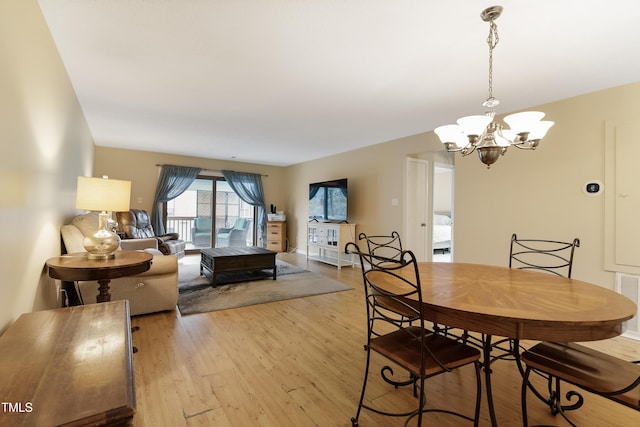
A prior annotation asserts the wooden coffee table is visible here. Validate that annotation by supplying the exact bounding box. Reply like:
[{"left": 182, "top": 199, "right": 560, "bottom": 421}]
[{"left": 200, "top": 246, "right": 277, "bottom": 286}]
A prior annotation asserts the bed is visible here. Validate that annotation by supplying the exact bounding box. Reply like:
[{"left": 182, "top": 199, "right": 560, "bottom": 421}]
[{"left": 433, "top": 213, "right": 452, "bottom": 253}]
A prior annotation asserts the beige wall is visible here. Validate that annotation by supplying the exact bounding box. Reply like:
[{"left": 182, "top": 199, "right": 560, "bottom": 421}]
[
  {"left": 284, "top": 82, "right": 640, "bottom": 291},
  {"left": 284, "top": 134, "right": 446, "bottom": 252},
  {"left": 94, "top": 147, "right": 289, "bottom": 221},
  {"left": 0, "top": 0, "right": 94, "bottom": 331},
  {"left": 454, "top": 82, "right": 640, "bottom": 290},
  {"left": 95, "top": 136, "right": 442, "bottom": 255}
]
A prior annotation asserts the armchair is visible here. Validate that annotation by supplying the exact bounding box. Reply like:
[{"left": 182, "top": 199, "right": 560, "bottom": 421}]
[
  {"left": 116, "top": 209, "right": 186, "bottom": 259},
  {"left": 60, "top": 212, "right": 178, "bottom": 316},
  {"left": 216, "top": 218, "right": 252, "bottom": 247},
  {"left": 191, "top": 217, "right": 212, "bottom": 247}
]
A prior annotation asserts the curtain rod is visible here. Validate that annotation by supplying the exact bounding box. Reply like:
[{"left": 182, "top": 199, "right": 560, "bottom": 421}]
[{"left": 155, "top": 164, "right": 268, "bottom": 177}]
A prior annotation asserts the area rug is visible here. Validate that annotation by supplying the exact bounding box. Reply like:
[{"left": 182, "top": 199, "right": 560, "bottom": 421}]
[{"left": 177, "top": 258, "right": 352, "bottom": 315}]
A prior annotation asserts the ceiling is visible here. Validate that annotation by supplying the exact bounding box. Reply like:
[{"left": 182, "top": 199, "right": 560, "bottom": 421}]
[{"left": 37, "top": 1, "right": 640, "bottom": 167}]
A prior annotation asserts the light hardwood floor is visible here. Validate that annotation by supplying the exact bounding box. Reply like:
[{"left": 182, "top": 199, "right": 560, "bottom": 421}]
[{"left": 130, "top": 253, "right": 640, "bottom": 426}]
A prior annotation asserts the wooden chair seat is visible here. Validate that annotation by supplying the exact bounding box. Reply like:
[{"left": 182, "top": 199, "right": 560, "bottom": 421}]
[
  {"left": 522, "top": 341, "right": 640, "bottom": 410},
  {"left": 371, "top": 326, "right": 481, "bottom": 377}
]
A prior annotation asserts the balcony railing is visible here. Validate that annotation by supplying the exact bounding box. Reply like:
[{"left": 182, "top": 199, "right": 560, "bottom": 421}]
[
  {"left": 167, "top": 215, "right": 255, "bottom": 249},
  {"left": 166, "top": 216, "right": 195, "bottom": 243}
]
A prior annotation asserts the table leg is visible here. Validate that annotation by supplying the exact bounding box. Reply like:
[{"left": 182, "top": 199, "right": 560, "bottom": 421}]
[
  {"left": 97, "top": 279, "right": 112, "bottom": 303},
  {"left": 483, "top": 334, "right": 499, "bottom": 427}
]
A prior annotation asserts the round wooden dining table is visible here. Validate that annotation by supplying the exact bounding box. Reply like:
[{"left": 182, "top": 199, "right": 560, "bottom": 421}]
[
  {"left": 415, "top": 262, "right": 636, "bottom": 342},
  {"left": 400, "top": 262, "right": 637, "bottom": 426}
]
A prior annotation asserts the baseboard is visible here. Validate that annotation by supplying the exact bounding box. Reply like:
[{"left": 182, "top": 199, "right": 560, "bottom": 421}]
[{"left": 622, "top": 330, "right": 640, "bottom": 341}]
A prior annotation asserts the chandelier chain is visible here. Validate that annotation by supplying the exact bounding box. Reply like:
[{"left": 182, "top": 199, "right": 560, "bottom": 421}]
[
  {"left": 486, "top": 19, "right": 499, "bottom": 102},
  {"left": 434, "top": 6, "right": 554, "bottom": 168}
]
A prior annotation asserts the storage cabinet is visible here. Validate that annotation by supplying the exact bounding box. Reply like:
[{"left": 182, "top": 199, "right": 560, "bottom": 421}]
[
  {"left": 306, "top": 222, "right": 356, "bottom": 269},
  {"left": 266, "top": 221, "right": 287, "bottom": 252}
]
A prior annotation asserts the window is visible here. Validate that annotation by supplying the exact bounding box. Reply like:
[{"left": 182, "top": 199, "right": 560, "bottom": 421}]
[{"left": 166, "top": 177, "right": 255, "bottom": 251}]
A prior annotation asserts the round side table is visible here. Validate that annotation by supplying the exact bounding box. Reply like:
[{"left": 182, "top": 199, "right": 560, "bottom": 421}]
[{"left": 46, "top": 250, "right": 153, "bottom": 303}]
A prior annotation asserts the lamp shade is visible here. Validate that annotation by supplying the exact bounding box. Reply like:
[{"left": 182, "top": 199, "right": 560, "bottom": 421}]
[
  {"left": 434, "top": 124, "right": 466, "bottom": 148},
  {"left": 76, "top": 176, "right": 131, "bottom": 212},
  {"left": 457, "top": 115, "right": 493, "bottom": 136},
  {"left": 503, "top": 111, "right": 545, "bottom": 135},
  {"left": 528, "top": 120, "right": 555, "bottom": 140}
]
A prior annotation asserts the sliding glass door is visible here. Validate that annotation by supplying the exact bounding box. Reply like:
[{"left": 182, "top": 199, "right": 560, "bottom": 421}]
[{"left": 165, "top": 176, "right": 255, "bottom": 251}]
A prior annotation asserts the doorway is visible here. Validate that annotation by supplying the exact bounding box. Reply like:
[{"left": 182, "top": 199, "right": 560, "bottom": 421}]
[{"left": 432, "top": 164, "right": 454, "bottom": 262}]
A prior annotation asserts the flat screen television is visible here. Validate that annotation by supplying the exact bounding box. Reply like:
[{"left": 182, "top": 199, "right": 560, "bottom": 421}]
[{"left": 309, "top": 178, "right": 348, "bottom": 222}]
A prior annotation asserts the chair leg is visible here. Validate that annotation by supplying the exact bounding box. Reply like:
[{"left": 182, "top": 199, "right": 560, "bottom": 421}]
[
  {"left": 473, "top": 361, "right": 482, "bottom": 427},
  {"left": 522, "top": 366, "right": 583, "bottom": 427},
  {"left": 521, "top": 365, "right": 532, "bottom": 427},
  {"left": 417, "top": 375, "right": 426, "bottom": 426},
  {"left": 351, "top": 346, "right": 372, "bottom": 426}
]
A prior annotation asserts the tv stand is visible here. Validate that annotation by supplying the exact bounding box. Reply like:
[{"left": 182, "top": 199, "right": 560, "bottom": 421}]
[{"left": 307, "top": 222, "right": 356, "bottom": 269}]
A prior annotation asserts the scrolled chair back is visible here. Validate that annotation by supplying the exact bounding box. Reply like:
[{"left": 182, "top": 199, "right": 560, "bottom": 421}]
[
  {"left": 509, "top": 233, "right": 580, "bottom": 278},
  {"left": 346, "top": 242, "right": 423, "bottom": 328},
  {"left": 356, "top": 231, "right": 403, "bottom": 269}
]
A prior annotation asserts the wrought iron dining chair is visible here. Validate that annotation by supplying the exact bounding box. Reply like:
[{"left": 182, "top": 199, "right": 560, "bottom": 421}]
[
  {"left": 346, "top": 242, "right": 482, "bottom": 427},
  {"left": 356, "top": 232, "right": 422, "bottom": 335},
  {"left": 521, "top": 341, "right": 640, "bottom": 426},
  {"left": 459, "top": 234, "right": 582, "bottom": 375},
  {"left": 487, "top": 234, "right": 581, "bottom": 361},
  {"left": 509, "top": 233, "right": 580, "bottom": 278},
  {"left": 491, "top": 233, "right": 583, "bottom": 414},
  {"left": 358, "top": 231, "right": 451, "bottom": 335},
  {"left": 358, "top": 231, "right": 403, "bottom": 268}
]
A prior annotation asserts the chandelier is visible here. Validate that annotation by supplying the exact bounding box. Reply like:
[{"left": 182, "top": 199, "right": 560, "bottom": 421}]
[{"left": 434, "top": 6, "right": 554, "bottom": 168}]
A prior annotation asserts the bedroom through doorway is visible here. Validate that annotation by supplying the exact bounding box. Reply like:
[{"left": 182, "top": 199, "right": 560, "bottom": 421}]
[{"left": 433, "top": 164, "right": 454, "bottom": 262}]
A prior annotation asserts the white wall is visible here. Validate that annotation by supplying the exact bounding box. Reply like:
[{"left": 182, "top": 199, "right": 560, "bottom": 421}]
[{"left": 0, "top": 0, "right": 94, "bottom": 331}]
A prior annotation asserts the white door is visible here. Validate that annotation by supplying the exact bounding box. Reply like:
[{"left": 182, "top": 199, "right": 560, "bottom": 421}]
[{"left": 405, "top": 158, "right": 430, "bottom": 261}]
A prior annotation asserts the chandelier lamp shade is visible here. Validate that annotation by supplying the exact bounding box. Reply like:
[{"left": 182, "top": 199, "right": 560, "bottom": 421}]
[
  {"left": 434, "top": 6, "right": 554, "bottom": 168},
  {"left": 75, "top": 175, "right": 131, "bottom": 259}
]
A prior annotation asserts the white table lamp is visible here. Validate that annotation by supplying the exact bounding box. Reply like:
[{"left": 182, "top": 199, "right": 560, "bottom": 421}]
[{"left": 76, "top": 176, "right": 131, "bottom": 259}]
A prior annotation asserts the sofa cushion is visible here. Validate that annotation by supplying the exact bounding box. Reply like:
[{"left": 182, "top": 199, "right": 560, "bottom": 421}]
[
  {"left": 117, "top": 209, "right": 156, "bottom": 239},
  {"left": 61, "top": 224, "right": 87, "bottom": 254},
  {"left": 162, "top": 239, "right": 186, "bottom": 254},
  {"left": 77, "top": 255, "right": 178, "bottom": 316},
  {"left": 71, "top": 212, "right": 100, "bottom": 237}
]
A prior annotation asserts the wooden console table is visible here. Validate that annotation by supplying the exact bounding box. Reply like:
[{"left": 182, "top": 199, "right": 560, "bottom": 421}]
[
  {"left": 46, "top": 250, "right": 153, "bottom": 303},
  {"left": 0, "top": 301, "right": 135, "bottom": 426}
]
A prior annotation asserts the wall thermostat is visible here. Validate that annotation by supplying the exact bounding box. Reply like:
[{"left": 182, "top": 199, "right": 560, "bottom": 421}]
[{"left": 584, "top": 180, "right": 603, "bottom": 196}]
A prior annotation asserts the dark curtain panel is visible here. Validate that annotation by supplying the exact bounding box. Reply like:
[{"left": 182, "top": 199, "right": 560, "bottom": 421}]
[
  {"left": 151, "top": 165, "right": 202, "bottom": 234},
  {"left": 222, "top": 170, "right": 267, "bottom": 247},
  {"left": 309, "top": 183, "right": 320, "bottom": 200}
]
